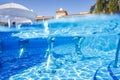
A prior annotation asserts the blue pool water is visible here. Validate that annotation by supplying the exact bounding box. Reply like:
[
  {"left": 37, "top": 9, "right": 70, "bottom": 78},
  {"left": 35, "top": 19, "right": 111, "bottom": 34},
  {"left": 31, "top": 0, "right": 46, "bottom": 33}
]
[{"left": 0, "top": 15, "right": 120, "bottom": 80}]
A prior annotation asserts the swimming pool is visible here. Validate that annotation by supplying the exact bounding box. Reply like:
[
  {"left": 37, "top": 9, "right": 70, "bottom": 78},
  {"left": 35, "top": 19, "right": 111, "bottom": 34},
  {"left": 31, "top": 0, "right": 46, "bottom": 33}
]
[{"left": 0, "top": 15, "right": 120, "bottom": 80}]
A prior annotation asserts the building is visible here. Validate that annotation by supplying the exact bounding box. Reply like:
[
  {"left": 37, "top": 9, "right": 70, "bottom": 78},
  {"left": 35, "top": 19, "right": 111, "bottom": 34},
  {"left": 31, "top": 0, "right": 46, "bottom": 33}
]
[
  {"left": 36, "top": 16, "right": 54, "bottom": 21},
  {"left": 56, "top": 8, "right": 68, "bottom": 18},
  {"left": 56, "top": 8, "right": 90, "bottom": 18},
  {"left": 65, "top": 12, "right": 90, "bottom": 17},
  {"left": 80, "top": 12, "right": 90, "bottom": 15},
  {"left": 0, "top": 3, "right": 37, "bottom": 27}
]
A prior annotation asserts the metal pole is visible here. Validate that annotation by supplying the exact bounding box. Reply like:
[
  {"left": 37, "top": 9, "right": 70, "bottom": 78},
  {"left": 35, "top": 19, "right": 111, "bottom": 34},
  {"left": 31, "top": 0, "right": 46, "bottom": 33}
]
[
  {"left": 73, "top": 36, "right": 85, "bottom": 60},
  {"left": 114, "top": 34, "right": 120, "bottom": 68},
  {"left": 45, "top": 37, "right": 55, "bottom": 58},
  {"left": 47, "top": 37, "right": 55, "bottom": 57}
]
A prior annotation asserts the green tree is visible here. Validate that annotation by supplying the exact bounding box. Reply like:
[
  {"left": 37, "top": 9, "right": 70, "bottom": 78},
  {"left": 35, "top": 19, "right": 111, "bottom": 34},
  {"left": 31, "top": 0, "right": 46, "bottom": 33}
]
[
  {"left": 89, "top": 4, "right": 96, "bottom": 13},
  {"left": 104, "top": 1, "right": 109, "bottom": 13},
  {"left": 118, "top": 0, "right": 120, "bottom": 11},
  {"left": 105, "top": 4, "right": 110, "bottom": 14},
  {"left": 107, "top": 0, "right": 119, "bottom": 14},
  {"left": 89, "top": 0, "right": 120, "bottom": 14},
  {"left": 95, "top": 0, "right": 106, "bottom": 13}
]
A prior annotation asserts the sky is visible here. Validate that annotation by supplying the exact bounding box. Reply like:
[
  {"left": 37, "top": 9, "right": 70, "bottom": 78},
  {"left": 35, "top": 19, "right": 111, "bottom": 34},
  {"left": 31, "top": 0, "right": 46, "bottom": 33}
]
[{"left": 0, "top": 0, "right": 96, "bottom": 16}]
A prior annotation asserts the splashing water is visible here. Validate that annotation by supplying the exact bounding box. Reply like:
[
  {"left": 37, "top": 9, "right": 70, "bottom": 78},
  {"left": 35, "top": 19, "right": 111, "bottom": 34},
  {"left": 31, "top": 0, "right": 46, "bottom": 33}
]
[
  {"left": 46, "top": 54, "right": 51, "bottom": 70},
  {"left": 44, "top": 21, "right": 49, "bottom": 35},
  {"left": 8, "top": 18, "right": 11, "bottom": 28},
  {"left": 19, "top": 48, "right": 24, "bottom": 58}
]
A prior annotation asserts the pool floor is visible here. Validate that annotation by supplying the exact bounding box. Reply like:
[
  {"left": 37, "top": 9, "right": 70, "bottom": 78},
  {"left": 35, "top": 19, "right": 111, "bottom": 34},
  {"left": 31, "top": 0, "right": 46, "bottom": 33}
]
[
  {"left": 0, "top": 37, "right": 119, "bottom": 80},
  {"left": 9, "top": 45, "right": 120, "bottom": 80}
]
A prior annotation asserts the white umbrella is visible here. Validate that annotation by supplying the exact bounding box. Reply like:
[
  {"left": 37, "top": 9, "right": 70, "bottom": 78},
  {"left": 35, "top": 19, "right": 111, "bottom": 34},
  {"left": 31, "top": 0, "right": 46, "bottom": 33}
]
[{"left": 0, "top": 3, "right": 37, "bottom": 27}]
